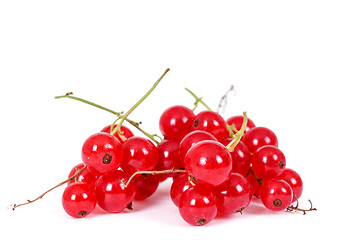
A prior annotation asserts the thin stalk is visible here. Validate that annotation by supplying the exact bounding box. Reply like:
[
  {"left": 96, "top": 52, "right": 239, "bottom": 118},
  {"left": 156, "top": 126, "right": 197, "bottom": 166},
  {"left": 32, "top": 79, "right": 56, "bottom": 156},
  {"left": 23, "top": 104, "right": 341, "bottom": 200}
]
[
  {"left": 11, "top": 166, "right": 86, "bottom": 210},
  {"left": 55, "top": 93, "right": 161, "bottom": 144},
  {"left": 185, "top": 88, "right": 213, "bottom": 111},
  {"left": 217, "top": 85, "right": 235, "bottom": 114},
  {"left": 126, "top": 118, "right": 161, "bottom": 144},
  {"left": 226, "top": 112, "right": 247, "bottom": 152},
  {"left": 125, "top": 169, "right": 186, "bottom": 188},
  {"left": 55, "top": 94, "right": 121, "bottom": 116},
  {"left": 286, "top": 197, "right": 317, "bottom": 215},
  {"left": 110, "top": 68, "right": 170, "bottom": 136}
]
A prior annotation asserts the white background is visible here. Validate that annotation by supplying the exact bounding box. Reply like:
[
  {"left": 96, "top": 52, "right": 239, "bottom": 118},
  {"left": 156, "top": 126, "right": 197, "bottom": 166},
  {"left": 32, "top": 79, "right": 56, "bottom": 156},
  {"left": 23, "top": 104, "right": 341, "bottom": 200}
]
[{"left": 0, "top": 0, "right": 359, "bottom": 239}]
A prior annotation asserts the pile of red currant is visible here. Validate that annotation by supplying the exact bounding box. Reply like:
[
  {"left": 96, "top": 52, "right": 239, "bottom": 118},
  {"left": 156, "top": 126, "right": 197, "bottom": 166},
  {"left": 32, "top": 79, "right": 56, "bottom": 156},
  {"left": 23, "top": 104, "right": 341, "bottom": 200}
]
[{"left": 13, "top": 69, "right": 315, "bottom": 226}]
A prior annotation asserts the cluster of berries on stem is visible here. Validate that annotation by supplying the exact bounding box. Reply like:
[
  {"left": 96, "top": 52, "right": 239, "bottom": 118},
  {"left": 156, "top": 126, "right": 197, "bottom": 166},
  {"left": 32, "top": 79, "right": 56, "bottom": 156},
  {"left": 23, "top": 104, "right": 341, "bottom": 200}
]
[{"left": 11, "top": 69, "right": 316, "bottom": 226}]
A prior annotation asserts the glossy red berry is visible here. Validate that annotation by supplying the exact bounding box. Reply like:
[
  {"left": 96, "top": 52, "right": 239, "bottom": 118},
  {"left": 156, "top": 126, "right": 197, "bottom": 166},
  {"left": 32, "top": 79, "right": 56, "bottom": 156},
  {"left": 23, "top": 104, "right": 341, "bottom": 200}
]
[
  {"left": 170, "top": 173, "right": 193, "bottom": 207},
  {"left": 179, "top": 186, "right": 217, "bottom": 226},
  {"left": 159, "top": 105, "right": 195, "bottom": 141},
  {"left": 81, "top": 132, "right": 123, "bottom": 174},
  {"left": 179, "top": 130, "right": 217, "bottom": 164},
  {"left": 222, "top": 138, "right": 251, "bottom": 176},
  {"left": 241, "top": 126, "right": 278, "bottom": 153},
  {"left": 215, "top": 173, "right": 252, "bottom": 214},
  {"left": 62, "top": 182, "right": 97, "bottom": 218},
  {"left": 95, "top": 169, "right": 136, "bottom": 213},
  {"left": 68, "top": 163, "right": 100, "bottom": 187},
  {"left": 276, "top": 168, "right": 303, "bottom": 203},
  {"left": 260, "top": 179, "right": 293, "bottom": 211},
  {"left": 191, "top": 110, "right": 228, "bottom": 141},
  {"left": 133, "top": 174, "right": 159, "bottom": 200},
  {"left": 184, "top": 140, "right": 232, "bottom": 186},
  {"left": 226, "top": 115, "right": 256, "bottom": 134},
  {"left": 121, "top": 136, "right": 159, "bottom": 171},
  {"left": 155, "top": 139, "right": 183, "bottom": 181},
  {"left": 101, "top": 124, "right": 134, "bottom": 144},
  {"left": 251, "top": 145, "right": 286, "bottom": 180}
]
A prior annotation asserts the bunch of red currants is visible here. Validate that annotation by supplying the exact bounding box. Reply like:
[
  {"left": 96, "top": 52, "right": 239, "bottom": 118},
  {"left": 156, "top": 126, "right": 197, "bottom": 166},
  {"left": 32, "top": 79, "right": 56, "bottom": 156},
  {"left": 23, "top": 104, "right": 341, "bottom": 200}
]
[{"left": 62, "top": 102, "right": 307, "bottom": 226}]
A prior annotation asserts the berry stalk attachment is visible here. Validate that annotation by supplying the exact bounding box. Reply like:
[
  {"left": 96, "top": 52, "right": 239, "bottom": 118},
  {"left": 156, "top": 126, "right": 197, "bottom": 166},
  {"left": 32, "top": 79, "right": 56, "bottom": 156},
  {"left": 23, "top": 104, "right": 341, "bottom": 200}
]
[
  {"left": 226, "top": 112, "right": 247, "bottom": 152},
  {"left": 185, "top": 88, "right": 212, "bottom": 111}
]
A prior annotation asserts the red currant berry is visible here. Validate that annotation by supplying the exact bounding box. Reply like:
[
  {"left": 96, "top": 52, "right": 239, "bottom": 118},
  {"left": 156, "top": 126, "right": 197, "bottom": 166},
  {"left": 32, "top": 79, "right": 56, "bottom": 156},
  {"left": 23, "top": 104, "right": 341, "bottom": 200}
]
[
  {"left": 260, "top": 179, "right": 293, "bottom": 211},
  {"left": 179, "top": 185, "right": 217, "bottom": 226},
  {"left": 226, "top": 115, "right": 256, "bottom": 134},
  {"left": 101, "top": 124, "right": 134, "bottom": 144},
  {"left": 68, "top": 163, "right": 100, "bottom": 187},
  {"left": 81, "top": 132, "right": 123, "bottom": 174},
  {"left": 215, "top": 173, "right": 252, "bottom": 214},
  {"left": 184, "top": 140, "right": 232, "bottom": 186},
  {"left": 191, "top": 110, "right": 228, "bottom": 141},
  {"left": 121, "top": 136, "right": 159, "bottom": 171},
  {"left": 241, "top": 126, "right": 278, "bottom": 153},
  {"left": 251, "top": 145, "right": 286, "bottom": 180},
  {"left": 179, "top": 130, "right": 217, "bottom": 164},
  {"left": 170, "top": 173, "right": 193, "bottom": 207},
  {"left": 62, "top": 182, "right": 97, "bottom": 218},
  {"left": 155, "top": 139, "right": 183, "bottom": 181},
  {"left": 133, "top": 174, "right": 159, "bottom": 200},
  {"left": 222, "top": 138, "right": 251, "bottom": 176},
  {"left": 95, "top": 169, "right": 136, "bottom": 213},
  {"left": 159, "top": 105, "right": 195, "bottom": 141},
  {"left": 276, "top": 168, "right": 303, "bottom": 203}
]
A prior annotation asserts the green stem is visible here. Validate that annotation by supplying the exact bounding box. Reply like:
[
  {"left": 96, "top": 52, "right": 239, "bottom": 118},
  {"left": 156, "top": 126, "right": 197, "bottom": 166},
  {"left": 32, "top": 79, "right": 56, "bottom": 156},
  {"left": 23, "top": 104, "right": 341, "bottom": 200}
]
[
  {"left": 55, "top": 94, "right": 121, "bottom": 116},
  {"left": 125, "top": 118, "right": 161, "bottom": 144},
  {"left": 111, "top": 68, "right": 170, "bottom": 136},
  {"left": 185, "top": 88, "right": 213, "bottom": 111},
  {"left": 54, "top": 91, "right": 164, "bottom": 144},
  {"left": 226, "top": 112, "right": 247, "bottom": 152}
]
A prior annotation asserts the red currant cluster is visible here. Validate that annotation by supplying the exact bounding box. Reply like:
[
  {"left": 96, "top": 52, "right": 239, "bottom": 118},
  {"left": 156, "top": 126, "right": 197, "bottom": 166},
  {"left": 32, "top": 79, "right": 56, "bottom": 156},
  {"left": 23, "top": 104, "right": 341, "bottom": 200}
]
[
  {"left": 12, "top": 69, "right": 315, "bottom": 225},
  {"left": 161, "top": 108, "right": 306, "bottom": 225},
  {"left": 62, "top": 109, "right": 308, "bottom": 225}
]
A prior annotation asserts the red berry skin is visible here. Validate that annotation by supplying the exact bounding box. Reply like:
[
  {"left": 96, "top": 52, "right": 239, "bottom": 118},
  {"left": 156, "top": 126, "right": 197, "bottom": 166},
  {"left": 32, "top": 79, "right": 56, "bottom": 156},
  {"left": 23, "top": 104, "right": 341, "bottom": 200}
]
[
  {"left": 95, "top": 169, "right": 136, "bottom": 213},
  {"left": 81, "top": 132, "right": 123, "bottom": 174},
  {"left": 260, "top": 179, "right": 293, "bottom": 211},
  {"left": 62, "top": 182, "right": 97, "bottom": 218},
  {"left": 215, "top": 173, "right": 252, "bottom": 214},
  {"left": 101, "top": 124, "right": 134, "bottom": 144},
  {"left": 159, "top": 105, "right": 195, "bottom": 141},
  {"left": 191, "top": 110, "right": 228, "bottom": 142},
  {"left": 68, "top": 163, "right": 100, "bottom": 187},
  {"left": 170, "top": 173, "right": 193, "bottom": 207},
  {"left": 226, "top": 115, "right": 256, "bottom": 134},
  {"left": 121, "top": 136, "right": 159, "bottom": 171},
  {"left": 276, "top": 168, "right": 303, "bottom": 203},
  {"left": 184, "top": 140, "right": 232, "bottom": 186},
  {"left": 155, "top": 139, "right": 183, "bottom": 181},
  {"left": 179, "top": 186, "right": 217, "bottom": 226},
  {"left": 133, "top": 174, "right": 159, "bottom": 200},
  {"left": 222, "top": 138, "right": 251, "bottom": 176},
  {"left": 241, "top": 127, "right": 278, "bottom": 153},
  {"left": 251, "top": 145, "right": 286, "bottom": 180},
  {"left": 179, "top": 130, "right": 217, "bottom": 164}
]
